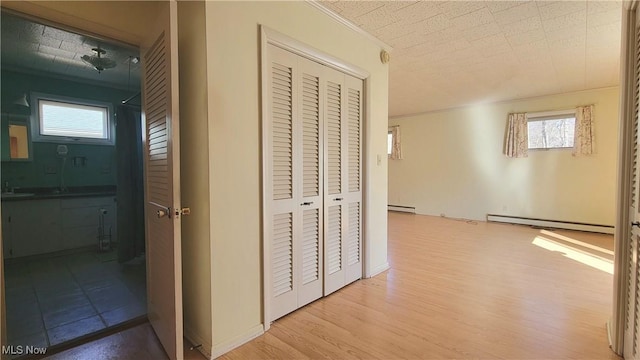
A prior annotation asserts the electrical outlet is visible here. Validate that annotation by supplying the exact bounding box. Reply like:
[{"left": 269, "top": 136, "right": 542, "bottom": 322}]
[{"left": 45, "top": 165, "right": 57, "bottom": 174}]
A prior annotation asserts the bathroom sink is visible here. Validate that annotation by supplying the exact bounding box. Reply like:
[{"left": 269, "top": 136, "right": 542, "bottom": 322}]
[{"left": 1, "top": 192, "right": 35, "bottom": 199}]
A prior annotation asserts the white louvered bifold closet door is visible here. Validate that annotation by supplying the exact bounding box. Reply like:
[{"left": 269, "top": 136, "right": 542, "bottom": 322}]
[
  {"left": 624, "top": 11, "right": 640, "bottom": 360},
  {"left": 269, "top": 45, "right": 298, "bottom": 321},
  {"left": 268, "top": 45, "right": 324, "bottom": 321},
  {"left": 297, "top": 58, "right": 325, "bottom": 308},
  {"left": 267, "top": 43, "right": 363, "bottom": 320},
  {"left": 324, "top": 70, "right": 363, "bottom": 296},
  {"left": 344, "top": 75, "right": 363, "bottom": 284}
]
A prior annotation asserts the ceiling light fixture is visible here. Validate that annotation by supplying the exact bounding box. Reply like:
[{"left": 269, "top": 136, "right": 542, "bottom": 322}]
[{"left": 81, "top": 47, "right": 116, "bottom": 73}]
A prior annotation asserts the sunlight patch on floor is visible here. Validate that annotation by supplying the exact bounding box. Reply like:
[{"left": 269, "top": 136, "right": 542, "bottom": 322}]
[
  {"left": 532, "top": 236, "right": 613, "bottom": 274},
  {"left": 540, "top": 229, "right": 614, "bottom": 256}
]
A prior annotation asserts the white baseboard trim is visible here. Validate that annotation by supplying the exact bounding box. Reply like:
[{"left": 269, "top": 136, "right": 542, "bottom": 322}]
[
  {"left": 185, "top": 326, "right": 212, "bottom": 359},
  {"left": 367, "top": 262, "right": 390, "bottom": 278},
  {"left": 388, "top": 205, "right": 415, "bottom": 214},
  {"left": 486, "top": 214, "right": 614, "bottom": 235},
  {"left": 211, "top": 324, "right": 264, "bottom": 359}
]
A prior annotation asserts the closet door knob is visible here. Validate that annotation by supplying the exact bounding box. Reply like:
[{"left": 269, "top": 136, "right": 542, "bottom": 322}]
[
  {"left": 333, "top": 197, "right": 343, "bottom": 201},
  {"left": 301, "top": 202, "right": 313, "bottom": 206}
]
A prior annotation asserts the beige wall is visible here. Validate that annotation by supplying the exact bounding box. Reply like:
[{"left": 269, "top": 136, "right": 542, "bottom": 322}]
[
  {"left": 204, "top": 0, "right": 389, "bottom": 351},
  {"left": 177, "top": 1, "right": 212, "bottom": 355},
  {"left": 389, "top": 87, "right": 619, "bottom": 225},
  {"left": 0, "top": 1, "right": 390, "bottom": 355}
]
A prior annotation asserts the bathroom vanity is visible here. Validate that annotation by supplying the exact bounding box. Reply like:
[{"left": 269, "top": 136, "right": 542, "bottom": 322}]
[{"left": 2, "top": 188, "right": 116, "bottom": 259}]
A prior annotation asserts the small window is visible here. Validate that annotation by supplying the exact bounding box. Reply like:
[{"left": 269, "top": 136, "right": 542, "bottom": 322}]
[
  {"left": 31, "top": 93, "right": 114, "bottom": 145},
  {"left": 527, "top": 111, "right": 576, "bottom": 150},
  {"left": 387, "top": 131, "right": 393, "bottom": 156}
]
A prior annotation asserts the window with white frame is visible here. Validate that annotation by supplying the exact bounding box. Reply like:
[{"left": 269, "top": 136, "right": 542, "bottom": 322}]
[
  {"left": 387, "top": 131, "right": 393, "bottom": 156},
  {"left": 527, "top": 110, "right": 576, "bottom": 150},
  {"left": 31, "top": 93, "right": 114, "bottom": 145}
]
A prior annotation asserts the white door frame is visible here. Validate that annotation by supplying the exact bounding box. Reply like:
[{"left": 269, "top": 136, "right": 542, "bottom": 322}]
[
  {"left": 0, "top": 5, "right": 180, "bottom": 357},
  {"left": 613, "top": 1, "right": 639, "bottom": 355},
  {"left": 260, "top": 26, "right": 370, "bottom": 330}
]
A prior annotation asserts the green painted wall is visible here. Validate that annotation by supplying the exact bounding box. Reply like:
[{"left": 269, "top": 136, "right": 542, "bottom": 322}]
[{"left": 1, "top": 70, "right": 132, "bottom": 189}]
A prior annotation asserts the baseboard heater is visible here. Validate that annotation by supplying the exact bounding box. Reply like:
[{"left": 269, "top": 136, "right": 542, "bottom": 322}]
[
  {"left": 388, "top": 205, "right": 416, "bottom": 214},
  {"left": 486, "top": 214, "right": 614, "bottom": 235}
]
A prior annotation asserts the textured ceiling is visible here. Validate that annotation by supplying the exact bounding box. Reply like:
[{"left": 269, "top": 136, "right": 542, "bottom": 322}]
[
  {"left": 1, "top": 11, "right": 140, "bottom": 91},
  {"left": 320, "top": 1, "right": 622, "bottom": 117}
]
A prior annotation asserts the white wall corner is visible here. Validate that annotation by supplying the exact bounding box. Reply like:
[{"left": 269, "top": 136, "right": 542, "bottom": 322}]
[
  {"left": 368, "top": 261, "right": 390, "bottom": 278},
  {"left": 210, "top": 324, "right": 264, "bottom": 359},
  {"left": 185, "top": 326, "right": 213, "bottom": 359},
  {"left": 304, "top": 0, "right": 393, "bottom": 52}
]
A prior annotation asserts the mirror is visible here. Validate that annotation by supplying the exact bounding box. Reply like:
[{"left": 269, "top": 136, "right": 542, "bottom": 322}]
[
  {"left": 8, "top": 123, "right": 29, "bottom": 160},
  {"left": 1, "top": 118, "right": 31, "bottom": 162}
]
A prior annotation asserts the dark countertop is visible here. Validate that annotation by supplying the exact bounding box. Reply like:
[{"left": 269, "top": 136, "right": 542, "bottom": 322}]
[{"left": 1, "top": 185, "right": 116, "bottom": 202}]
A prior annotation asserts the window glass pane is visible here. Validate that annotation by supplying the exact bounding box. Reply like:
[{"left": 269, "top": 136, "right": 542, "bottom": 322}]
[
  {"left": 40, "top": 100, "right": 108, "bottom": 139},
  {"left": 527, "top": 117, "right": 575, "bottom": 149},
  {"left": 387, "top": 132, "right": 393, "bottom": 155}
]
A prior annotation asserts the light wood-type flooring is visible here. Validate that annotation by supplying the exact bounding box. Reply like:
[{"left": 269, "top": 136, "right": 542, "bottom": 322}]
[
  {"left": 222, "top": 212, "right": 619, "bottom": 359},
  {"left": 46, "top": 212, "right": 620, "bottom": 359}
]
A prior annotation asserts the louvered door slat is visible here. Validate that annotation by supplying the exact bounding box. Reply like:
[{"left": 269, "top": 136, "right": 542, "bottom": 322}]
[
  {"left": 273, "top": 213, "right": 293, "bottom": 297},
  {"left": 145, "top": 34, "right": 169, "bottom": 207},
  {"left": 348, "top": 88, "right": 361, "bottom": 192},
  {"left": 327, "top": 81, "right": 342, "bottom": 195},
  {"left": 302, "top": 74, "right": 320, "bottom": 197},
  {"left": 272, "top": 63, "right": 294, "bottom": 201},
  {"left": 302, "top": 209, "right": 320, "bottom": 284},
  {"left": 327, "top": 205, "right": 342, "bottom": 275},
  {"left": 347, "top": 202, "right": 361, "bottom": 266}
]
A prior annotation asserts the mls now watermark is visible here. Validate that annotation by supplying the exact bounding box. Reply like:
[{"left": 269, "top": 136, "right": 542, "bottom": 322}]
[{"left": 2, "top": 345, "right": 48, "bottom": 356}]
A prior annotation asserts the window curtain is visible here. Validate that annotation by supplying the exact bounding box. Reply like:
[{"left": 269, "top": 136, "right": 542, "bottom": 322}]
[
  {"left": 504, "top": 113, "right": 528, "bottom": 158},
  {"left": 573, "top": 105, "right": 595, "bottom": 156},
  {"left": 389, "top": 125, "right": 402, "bottom": 160}
]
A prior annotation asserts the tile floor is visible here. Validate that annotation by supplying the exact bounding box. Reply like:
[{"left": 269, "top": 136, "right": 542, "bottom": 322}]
[{"left": 4, "top": 250, "right": 146, "bottom": 355}]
